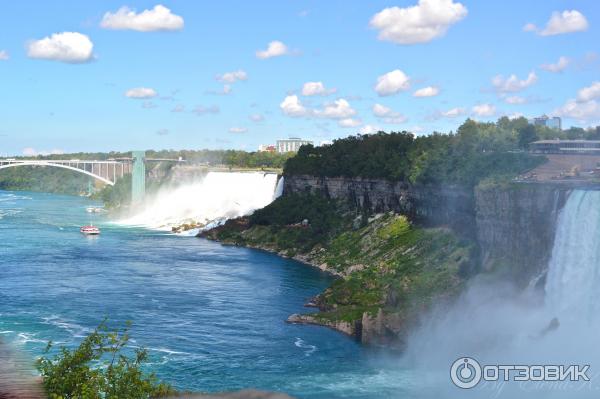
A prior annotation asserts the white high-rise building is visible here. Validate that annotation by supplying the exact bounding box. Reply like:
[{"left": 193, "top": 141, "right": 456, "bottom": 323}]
[{"left": 276, "top": 138, "right": 313, "bottom": 153}]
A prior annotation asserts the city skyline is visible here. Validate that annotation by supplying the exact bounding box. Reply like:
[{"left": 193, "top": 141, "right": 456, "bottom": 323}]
[{"left": 0, "top": 0, "right": 599, "bottom": 156}]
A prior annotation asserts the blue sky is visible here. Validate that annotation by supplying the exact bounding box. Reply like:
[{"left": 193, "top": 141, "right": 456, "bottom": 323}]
[{"left": 0, "top": 0, "right": 599, "bottom": 156}]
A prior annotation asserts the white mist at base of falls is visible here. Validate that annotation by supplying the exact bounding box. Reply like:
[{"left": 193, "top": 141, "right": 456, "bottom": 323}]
[
  {"left": 400, "top": 189, "right": 600, "bottom": 399},
  {"left": 119, "top": 171, "right": 279, "bottom": 232}
]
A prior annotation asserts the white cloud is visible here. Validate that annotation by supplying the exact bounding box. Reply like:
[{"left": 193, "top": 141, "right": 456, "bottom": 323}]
[
  {"left": 370, "top": 0, "right": 467, "bottom": 45},
  {"left": 338, "top": 118, "right": 362, "bottom": 128},
  {"left": 374, "top": 69, "right": 410, "bottom": 96},
  {"left": 359, "top": 125, "right": 380, "bottom": 134},
  {"left": 229, "top": 127, "right": 248, "bottom": 133},
  {"left": 100, "top": 4, "right": 184, "bottom": 32},
  {"left": 216, "top": 70, "right": 248, "bottom": 83},
  {"left": 315, "top": 99, "right": 356, "bottom": 119},
  {"left": 540, "top": 56, "right": 570, "bottom": 73},
  {"left": 442, "top": 107, "right": 465, "bottom": 118},
  {"left": 280, "top": 95, "right": 309, "bottom": 117},
  {"left": 472, "top": 103, "right": 496, "bottom": 117},
  {"left": 413, "top": 86, "right": 440, "bottom": 97},
  {"left": 555, "top": 99, "right": 600, "bottom": 122},
  {"left": 256, "top": 40, "right": 289, "bottom": 59},
  {"left": 302, "top": 81, "right": 336, "bottom": 96},
  {"left": 525, "top": 10, "right": 589, "bottom": 36},
  {"left": 125, "top": 87, "right": 157, "bottom": 99},
  {"left": 372, "top": 103, "right": 407, "bottom": 123},
  {"left": 27, "top": 32, "right": 94, "bottom": 63},
  {"left": 22, "top": 147, "right": 64, "bottom": 156},
  {"left": 193, "top": 105, "right": 220, "bottom": 115},
  {"left": 249, "top": 114, "right": 265, "bottom": 122},
  {"left": 0, "top": 50, "right": 9, "bottom": 60},
  {"left": 577, "top": 82, "right": 600, "bottom": 102},
  {"left": 503, "top": 95, "right": 527, "bottom": 105},
  {"left": 207, "top": 84, "right": 232, "bottom": 95},
  {"left": 492, "top": 71, "right": 537, "bottom": 93}
]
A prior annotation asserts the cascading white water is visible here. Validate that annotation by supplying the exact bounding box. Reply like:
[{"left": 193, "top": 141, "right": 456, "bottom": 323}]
[
  {"left": 119, "top": 171, "right": 279, "bottom": 232},
  {"left": 273, "top": 176, "right": 284, "bottom": 200},
  {"left": 545, "top": 189, "right": 600, "bottom": 322}
]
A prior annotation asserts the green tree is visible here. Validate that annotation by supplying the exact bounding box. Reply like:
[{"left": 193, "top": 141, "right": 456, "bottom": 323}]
[{"left": 36, "top": 321, "right": 175, "bottom": 399}]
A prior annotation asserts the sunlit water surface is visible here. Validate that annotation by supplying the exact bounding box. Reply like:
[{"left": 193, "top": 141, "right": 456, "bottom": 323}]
[{"left": 0, "top": 191, "right": 413, "bottom": 398}]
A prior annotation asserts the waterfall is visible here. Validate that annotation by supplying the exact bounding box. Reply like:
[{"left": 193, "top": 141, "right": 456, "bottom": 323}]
[
  {"left": 273, "top": 176, "right": 284, "bottom": 200},
  {"left": 545, "top": 190, "right": 600, "bottom": 323},
  {"left": 119, "top": 171, "right": 278, "bottom": 232}
]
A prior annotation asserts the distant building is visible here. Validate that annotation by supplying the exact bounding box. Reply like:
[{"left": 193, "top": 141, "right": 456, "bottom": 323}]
[
  {"left": 530, "top": 115, "right": 562, "bottom": 130},
  {"left": 529, "top": 139, "right": 600, "bottom": 154},
  {"left": 258, "top": 144, "right": 276, "bottom": 153},
  {"left": 276, "top": 138, "right": 313, "bottom": 153}
]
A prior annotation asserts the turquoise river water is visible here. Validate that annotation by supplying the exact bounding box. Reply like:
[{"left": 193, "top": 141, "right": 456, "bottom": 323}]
[{"left": 0, "top": 191, "right": 416, "bottom": 398}]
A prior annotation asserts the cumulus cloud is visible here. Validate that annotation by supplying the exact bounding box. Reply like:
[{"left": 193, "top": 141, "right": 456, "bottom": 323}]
[
  {"left": 22, "top": 147, "right": 64, "bottom": 156},
  {"left": 372, "top": 103, "right": 407, "bottom": 124},
  {"left": 193, "top": 105, "right": 220, "bottom": 115},
  {"left": 125, "top": 87, "right": 157, "bottom": 99},
  {"left": 216, "top": 70, "right": 248, "bottom": 83},
  {"left": 359, "top": 125, "right": 381, "bottom": 134},
  {"left": 0, "top": 50, "right": 9, "bottom": 60},
  {"left": 370, "top": 0, "right": 467, "bottom": 45},
  {"left": 315, "top": 99, "right": 357, "bottom": 119},
  {"left": 441, "top": 107, "right": 466, "bottom": 118},
  {"left": 472, "top": 103, "right": 496, "bottom": 117},
  {"left": 100, "top": 4, "right": 184, "bottom": 31},
  {"left": 540, "top": 56, "right": 570, "bottom": 73},
  {"left": 555, "top": 99, "right": 600, "bottom": 122},
  {"left": 338, "top": 118, "right": 362, "bottom": 128},
  {"left": 413, "top": 86, "right": 440, "bottom": 97},
  {"left": 256, "top": 40, "right": 289, "bottom": 59},
  {"left": 577, "top": 82, "right": 600, "bottom": 102},
  {"left": 229, "top": 127, "right": 247, "bottom": 133},
  {"left": 374, "top": 69, "right": 410, "bottom": 96},
  {"left": 27, "top": 32, "right": 94, "bottom": 63},
  {"left": 524, "top": 10, "right": 589, "bottom": 36},
  {"left": 302, "top": 81, "right": 336, "bottom": 96},
  {"left": 492, "top": 71, "right": 537, "bottom": 93},
  {"left": 503, "top": 95, "right": 527, "bottom": 105},
  {"left": 280, "top": 95, "right": 309, "bottom": 117},
  {"left": 249, "top": 114, "right": 264, "bottom": 122}
]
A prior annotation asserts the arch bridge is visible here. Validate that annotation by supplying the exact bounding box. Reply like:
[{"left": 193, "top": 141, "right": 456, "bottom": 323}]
[{"left": 0, "top": 159, "right": 132, "bottom": 186}]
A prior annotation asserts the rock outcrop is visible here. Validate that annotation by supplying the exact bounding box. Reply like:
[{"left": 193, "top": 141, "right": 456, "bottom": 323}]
[{"left": 283, "top": 175, "right": 476, "bottom": 237}]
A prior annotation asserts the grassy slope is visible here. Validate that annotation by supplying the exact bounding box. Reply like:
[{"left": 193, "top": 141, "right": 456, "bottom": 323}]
[{"left": 203, "top": 211, "right": 475, "bottom": 339}]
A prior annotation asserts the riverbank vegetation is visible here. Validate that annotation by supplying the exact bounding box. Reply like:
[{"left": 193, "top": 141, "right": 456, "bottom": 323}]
[
  {"left": 203, "top": 199, "right": 476, "bottom": 345},
  {"left": 36, "top": 321, "right": 175, "bottom": 398}
]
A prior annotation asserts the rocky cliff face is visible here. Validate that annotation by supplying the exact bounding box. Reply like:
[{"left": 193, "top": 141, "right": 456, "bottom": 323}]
[
  {"left": 283, "top": 175, "right": 579, "bottom": 287},
  {"left": 283, "top": 175, "right": 476, "bottom": 237},
  {"left": 475, "top": 183, "right": 571, "bottom": 286}
]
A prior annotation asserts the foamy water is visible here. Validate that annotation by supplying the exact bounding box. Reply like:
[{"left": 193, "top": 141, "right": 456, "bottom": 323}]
[{"left": 119, "top": 171, "right": 279, "bottom": 231}]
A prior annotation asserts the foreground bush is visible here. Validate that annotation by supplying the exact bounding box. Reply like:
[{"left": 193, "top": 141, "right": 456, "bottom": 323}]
[{"left": 36, "top": 321, "right": 175, "bottom": 399}]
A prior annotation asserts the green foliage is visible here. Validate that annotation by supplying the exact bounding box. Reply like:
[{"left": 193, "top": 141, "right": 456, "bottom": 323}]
[
  {"left": 94, "top": 175, "right": 132, "bottom": 209},
  {"left": 0, "top": 166, "right": 91, "bottom": 195},
  {"left": 284, "top": 118, "right": 547, "bottom": 187},
  {"left": 36, "top": 321, "right": 174, "bottom": 399}
]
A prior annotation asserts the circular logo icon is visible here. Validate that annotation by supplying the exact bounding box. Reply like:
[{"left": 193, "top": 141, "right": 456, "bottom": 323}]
[{"left": 450, "top": 357, "right": 482, "bottom": 389}]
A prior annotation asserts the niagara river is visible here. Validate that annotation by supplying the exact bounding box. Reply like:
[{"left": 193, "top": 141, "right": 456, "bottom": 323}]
[{"left": 0, "top": 190, "right": 408, "bottom": 398}]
